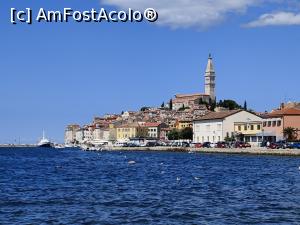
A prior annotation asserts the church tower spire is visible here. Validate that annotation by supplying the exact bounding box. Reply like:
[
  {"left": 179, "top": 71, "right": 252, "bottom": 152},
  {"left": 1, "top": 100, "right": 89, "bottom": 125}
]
[{"left": 204, "top": 53, "right": 216, "bottom": 101}]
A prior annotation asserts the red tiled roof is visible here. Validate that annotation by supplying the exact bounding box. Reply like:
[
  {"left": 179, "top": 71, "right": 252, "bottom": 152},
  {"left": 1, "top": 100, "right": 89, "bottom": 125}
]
[
  {"left": 270, "top": 108, "right": 300, "bottom": 116},
  {"left": 194, "top": 110, "right": 242, "bottom": 121},
  {"left": 262, "top": 108, "right": 300, "bottom": 118},
  {"left": 144, "top": 122, "right": 162, "bottom": 127},
  {"left": 175, "top": 93, "right": 209, "bottom": 98}
]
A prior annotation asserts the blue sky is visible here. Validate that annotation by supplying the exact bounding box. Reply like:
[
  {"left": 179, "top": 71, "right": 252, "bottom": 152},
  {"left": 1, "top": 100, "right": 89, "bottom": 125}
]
[{"left": 1, "top": 0, "right": 300, "bottom": 143}]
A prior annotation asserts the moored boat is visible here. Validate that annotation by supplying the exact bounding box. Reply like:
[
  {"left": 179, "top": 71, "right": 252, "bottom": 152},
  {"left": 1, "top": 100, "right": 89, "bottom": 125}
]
[{"left": 37, "top": 131, "right": 53, "bottom": 148}]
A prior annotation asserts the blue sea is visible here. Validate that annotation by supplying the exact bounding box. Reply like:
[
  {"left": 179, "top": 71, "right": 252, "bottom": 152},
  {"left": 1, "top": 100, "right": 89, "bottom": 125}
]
[{"left": 0, "top": 148, "right": 300, "bottom": 224}]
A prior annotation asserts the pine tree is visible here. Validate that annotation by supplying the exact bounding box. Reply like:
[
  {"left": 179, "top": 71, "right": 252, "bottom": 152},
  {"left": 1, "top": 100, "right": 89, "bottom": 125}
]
[
  {"left": 169, "top": 99, "right": 173, "bottom": 110},
  {"left": 243, "top": 101, "right": 247, "bottom": 110}
]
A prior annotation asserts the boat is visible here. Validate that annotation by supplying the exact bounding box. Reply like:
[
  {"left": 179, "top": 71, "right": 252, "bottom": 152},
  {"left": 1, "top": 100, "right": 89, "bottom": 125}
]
[{"left": 37, "top": 131, "right": 53, "bottom": 148}]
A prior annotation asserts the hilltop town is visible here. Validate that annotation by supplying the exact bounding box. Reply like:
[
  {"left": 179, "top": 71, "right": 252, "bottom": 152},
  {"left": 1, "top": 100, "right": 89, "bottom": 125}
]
[{"left": 65, "top": 55, "right": 300, "bottom": 148}]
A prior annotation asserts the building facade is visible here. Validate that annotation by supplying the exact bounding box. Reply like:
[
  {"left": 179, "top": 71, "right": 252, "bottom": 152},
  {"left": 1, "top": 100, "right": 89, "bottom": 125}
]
[
  {"left": 193, "top": 110, "right": 263, "bottom": 145},
  {"left": 234, "top": 121, "right": 263, "bottom": 146},
  {"left": 116, "top": 123, "right": 148, "bottom": 141},
  {"left": 262, "top": 107, "right": 300, "bottom": 141},
  {"left": 144, "top": 122, "right": 168, "bottom": 139},
  {"left": 65, "top": 124, "right": 80, "bottom": 145}
]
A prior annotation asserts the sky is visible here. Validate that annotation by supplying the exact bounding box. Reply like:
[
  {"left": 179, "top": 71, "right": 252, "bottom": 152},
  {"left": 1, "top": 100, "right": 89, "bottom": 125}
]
[{"left": 0, "top": 0, "right": 300, "bottom": 143}]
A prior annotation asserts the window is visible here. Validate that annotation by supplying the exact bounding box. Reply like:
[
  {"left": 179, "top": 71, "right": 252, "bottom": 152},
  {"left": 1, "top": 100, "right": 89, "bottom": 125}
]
[
  {"left": 268, "top": 121, "right": 271, "bottom": 127},
  {"left": 207, "top": 136, "right": 210, "bottom": 142},
  {"left": 250, "top": 125, "right": 254, "bottom": 130},
  {"left": 272, "top": 121, "right": 276, "bottom": 127},
  {"left": 218, "top": 136, "right": 221, "bottom": 141},
  {"left": 238, "top": 125, "right": 241, "bottom": 131},
  {"left": 202, "top": 136, "right": 204, "bottom": 142},
  {"left": 244, "top": 125, "right": 247, "bottom": 131},
  {"left": 257, "top": 125, "right": 261, "bottom": 130},
  {"left": 263, "top": 122, "right": 266, "bottom": 127},
  {"left": 277, "top": 120, "right": 281, "bottom": 126}
]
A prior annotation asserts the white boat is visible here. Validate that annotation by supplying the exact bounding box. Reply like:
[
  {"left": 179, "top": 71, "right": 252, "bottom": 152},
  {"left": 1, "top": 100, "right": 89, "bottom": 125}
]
[{"left": 37, "top": 131, "right": 53, "bottom": 148}]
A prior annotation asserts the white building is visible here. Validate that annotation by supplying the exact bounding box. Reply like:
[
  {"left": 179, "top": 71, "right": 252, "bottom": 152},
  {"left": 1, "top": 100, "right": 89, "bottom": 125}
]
[
  {"left": 65, "top": 124, "right": 80, "bottom": 145},
  {"left": 75, "top": 129, "right": 84, "bottom": 144},
  {"left": 83, "top": 126, "right": 94, "bottom": 143},
  {"left": 193, "top": 110, "right": 262, "bottom": 144},
  {"left": 92, "top": 127, "right": 110, "bottom": 144},
  {"left": 144, "top": 122, "right": 168, "bottom": 139}
]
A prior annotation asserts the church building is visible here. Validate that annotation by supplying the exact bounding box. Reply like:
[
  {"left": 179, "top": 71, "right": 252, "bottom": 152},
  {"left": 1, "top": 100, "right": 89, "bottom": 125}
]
[{"left": 172, "top": 54, "right": 216, "bottom": 110}]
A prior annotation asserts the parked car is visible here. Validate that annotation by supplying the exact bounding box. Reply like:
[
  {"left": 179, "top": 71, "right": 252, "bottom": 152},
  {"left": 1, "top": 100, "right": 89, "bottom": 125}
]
[
  {"left": 146, "top": 142, "right": 157, "bottom": 147},
  {"left": 124, "top": 142, "right": 140, "bottom": 147},
  {"left": 113, "top": 142, "right": 126, "bottom": 147},
  {"left": 290, "top": 142, "right": 300, "bottom": 149},
  {"left": 244, "top": 142, "right": 251, "bottom": 148},
  {"left": 170, "top": 142, "right": 180, "bottom": 147},
  {"left": 210, "top": 143, "right": 216, "bottom": 148},
  {"left": 202, "top": 142, "right": 211, "bottom": 148},
  {"left": 216, "top": 141, "right": 228, "bottom": 148},
  {"left": 234, "top": 141, "right": 251, "bottom": 148},
  {"left": 192, "top": 143, "right": 202, "bottom": 148},
  {"left": 181, "top": 142, "right": 190, "bottom": 147},
  {"left": 268, "top": 141, "right": 291, "bottom": 149},
  {"left": 275, "top": 140, "right": 288, "bottom": 149}
]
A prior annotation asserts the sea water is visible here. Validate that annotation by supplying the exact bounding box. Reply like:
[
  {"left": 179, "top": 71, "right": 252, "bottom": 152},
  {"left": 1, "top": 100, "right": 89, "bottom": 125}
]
[{"left": 0, "top": 148, "right": 300, "bottom": 224}]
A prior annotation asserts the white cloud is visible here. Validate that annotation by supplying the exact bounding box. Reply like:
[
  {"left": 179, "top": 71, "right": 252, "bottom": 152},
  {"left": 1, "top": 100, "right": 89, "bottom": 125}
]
[
  {"left": 101, "top": 0, "right": 262, "bottom": 28},
  {"left": 245, "top": 11, "right": 300, "bottom": 27}
]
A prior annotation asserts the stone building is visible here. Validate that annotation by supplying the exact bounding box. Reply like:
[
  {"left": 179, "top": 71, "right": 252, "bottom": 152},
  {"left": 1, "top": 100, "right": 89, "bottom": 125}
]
[{"left": 172, "top": 54, "right": 216, "bottom": 110}]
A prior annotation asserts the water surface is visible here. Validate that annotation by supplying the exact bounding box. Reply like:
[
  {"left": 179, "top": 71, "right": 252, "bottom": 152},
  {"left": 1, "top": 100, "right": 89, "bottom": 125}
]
[{"left": 0, "top": 148, "right": 300, "bottom": 224}]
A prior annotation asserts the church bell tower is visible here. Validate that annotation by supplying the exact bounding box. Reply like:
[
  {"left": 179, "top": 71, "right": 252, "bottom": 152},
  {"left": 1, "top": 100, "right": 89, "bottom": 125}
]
[{"left": 204, "top": 54, "right": 216, "bottom": 101}]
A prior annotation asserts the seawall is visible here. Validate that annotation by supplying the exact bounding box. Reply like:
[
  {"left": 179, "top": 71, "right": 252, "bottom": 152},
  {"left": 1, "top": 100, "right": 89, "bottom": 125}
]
[{"left": 105, "top": 147, "right": 300, "bottom": 156}]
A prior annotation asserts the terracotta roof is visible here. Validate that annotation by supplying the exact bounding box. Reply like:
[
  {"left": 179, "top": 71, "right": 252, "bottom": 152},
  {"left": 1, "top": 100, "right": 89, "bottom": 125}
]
[
  {"left": 144, "top": 122, "right": 162, "bottom": 127},
  {"left": 175, "top": 93, "right": 209, "bottom": 98},
  {"left": 270, "top": 108, "right": 300, "bottom": 116},
  {"left": 194, "top": 110, "right": 242, "bottom": 121},
  {"left": 117, "top": 123, "right": 142, "bottom": 128}
]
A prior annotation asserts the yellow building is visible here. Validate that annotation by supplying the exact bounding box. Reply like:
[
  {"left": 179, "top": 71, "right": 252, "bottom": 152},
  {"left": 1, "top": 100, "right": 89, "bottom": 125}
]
[
  {"left": 234, "top": 121, "right": 262, "bottom": 143},
  {"left": 116, "top": 123, "right": 148, "bottom": 141},
  {"left": 176, "top": 120, "right": 193, "bottom": 130}
]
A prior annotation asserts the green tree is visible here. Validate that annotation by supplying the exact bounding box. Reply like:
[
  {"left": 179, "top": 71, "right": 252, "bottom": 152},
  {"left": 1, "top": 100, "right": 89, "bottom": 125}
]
[
  {"left": 217, "top": 99, "right": 242, "bottom": 110},
  {"left": 209, "top": 98, "right": 216, "bottom": 111},
  {"left": 179, "top": 104, "right": 185, "bottom": 111},
  {"left": 179, "top": 127, "right": 193, "bottom": 140},
  {"left": 169, "top": 99, "right": 173, "bottom": 110},
  {"left": 161, "top": 102, "right": 165, "bottom": 108},
  {"left": 283, "top": 127, "right": 298, "bottom": 141},
  {"left": 167, "top": 129, "right": 179, "bottom": 140},
  {"left": 198, "top": 98, "right": 204, "bottom": 105},
  {"left": 140, "top": 106, "right": 150, "bottom": 112},
  {"left": 243, "top": 101, "right": 247, "bottom": 110},
  {"left": 224, "top": 132, "right": 236, "bottom": 142}
]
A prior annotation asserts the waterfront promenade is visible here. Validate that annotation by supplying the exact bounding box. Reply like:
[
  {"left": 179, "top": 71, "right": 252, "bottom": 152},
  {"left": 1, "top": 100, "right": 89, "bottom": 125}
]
[
  {"left": 1, "top": 145, "right": 300, "bottom": 156},
  {"left": 106, "top": 147, "right": 300, "bottom": 156}
]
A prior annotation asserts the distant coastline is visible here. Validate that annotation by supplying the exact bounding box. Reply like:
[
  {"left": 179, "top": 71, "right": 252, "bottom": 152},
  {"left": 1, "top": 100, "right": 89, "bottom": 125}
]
[{"left": 0, "top": 144, "right": 36, "bottom": 148}]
